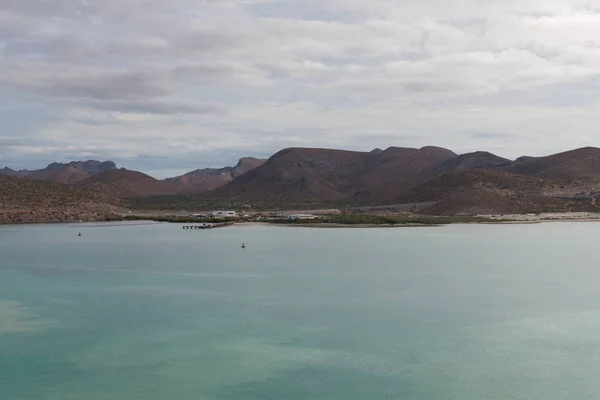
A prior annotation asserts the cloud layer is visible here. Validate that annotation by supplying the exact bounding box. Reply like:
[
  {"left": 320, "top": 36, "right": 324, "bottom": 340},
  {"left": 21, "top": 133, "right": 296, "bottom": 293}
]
[{"left": 2, "top": 0, "right": 600, "bottom": 176}]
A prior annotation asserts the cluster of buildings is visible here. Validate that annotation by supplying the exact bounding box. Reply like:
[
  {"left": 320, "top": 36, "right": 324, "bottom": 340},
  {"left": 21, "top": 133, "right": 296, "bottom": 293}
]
[
  {"left": 189, "top": 211, "right": 320, "bottom": 220},
  {"left": 190, "top": 211, "right": 237, "bottom": 219}
]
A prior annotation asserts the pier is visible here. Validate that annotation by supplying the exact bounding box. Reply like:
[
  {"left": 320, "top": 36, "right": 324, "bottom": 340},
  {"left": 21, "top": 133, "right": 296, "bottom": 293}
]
[{"left": 182, "top": 222, "right": 234, "bottom": 230}]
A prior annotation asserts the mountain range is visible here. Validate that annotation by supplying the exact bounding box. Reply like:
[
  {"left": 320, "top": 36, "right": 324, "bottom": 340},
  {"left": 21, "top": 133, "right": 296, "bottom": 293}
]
[
  {"left": 2, "top": 145, "right": 600, "bottom": 221},
  {"left": 0, "top": 157, "right": 267, "bottom": 196},
  {"left": 200, "top": 146, "right": 600, "bottom": 209}
]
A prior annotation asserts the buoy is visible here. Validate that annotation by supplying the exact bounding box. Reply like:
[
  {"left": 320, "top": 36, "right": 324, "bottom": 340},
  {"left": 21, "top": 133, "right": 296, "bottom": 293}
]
[
  {"left": 78, "top": 232, "right": 82, "bottom": 237},
  {"left": 241, "top": 243, "right": 246, "bottom": 249}
]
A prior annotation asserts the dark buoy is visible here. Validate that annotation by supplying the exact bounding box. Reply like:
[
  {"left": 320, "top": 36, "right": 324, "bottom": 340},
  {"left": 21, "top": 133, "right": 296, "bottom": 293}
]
[
  {"left": 78, "top": 232, "right": 82, "bottom": 237},
  {"left": 241, "top": 243, "right": 246, "bottom": 249}
]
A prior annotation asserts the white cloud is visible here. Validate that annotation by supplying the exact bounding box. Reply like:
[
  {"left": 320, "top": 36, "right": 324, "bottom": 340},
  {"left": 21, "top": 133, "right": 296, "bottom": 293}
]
[{"left": 2, "top": 0, "right": 600, "bottom": 172}]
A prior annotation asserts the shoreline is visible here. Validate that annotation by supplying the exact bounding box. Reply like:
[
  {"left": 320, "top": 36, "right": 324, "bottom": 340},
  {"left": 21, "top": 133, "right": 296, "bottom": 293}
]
[
  {"left": 2, "top": 212, "right": 600, "bottom": 227},
  {"left": 234, "top": 216, "right": 600, "bottom": 228},
  {"left": 236, "top": 222, "right": 442, "bottom": 228}
]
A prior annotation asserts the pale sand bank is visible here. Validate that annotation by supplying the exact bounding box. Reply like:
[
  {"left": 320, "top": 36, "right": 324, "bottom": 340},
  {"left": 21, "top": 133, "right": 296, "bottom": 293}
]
[
  {"left": 234, "top": 213, "right": 600, "bottom": 228},
  {"left": 480, "top": 212, "right": 600, "bottom": 223}
]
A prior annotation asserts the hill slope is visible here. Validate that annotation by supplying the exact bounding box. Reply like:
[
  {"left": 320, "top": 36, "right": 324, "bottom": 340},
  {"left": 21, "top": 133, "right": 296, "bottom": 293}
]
[
  {"left": 164, "top": 157, "right": 266, "bottom": 193},
  {"left": 203, "top": 146, "right": 457, "bottom": 202},
  {"left": 426, "top": 151, "right": 512, "bottom": 178},
  {"left": 0, "top": 160, "right": 118, "bottom": 184},
  {"left": 394, "top": 169, "right": 597, "bottom": 215},
  {"left": 346, "top": 146, "right": 457, "bottom": 202},
  {"left": 75, "top": 169, "right": 178, "bottom": 198},
  {"left": 0, "top": 175, "right": 121, "bottom": 224},
  {"left": 202, "top": 148, "right": 372, "bottom": 201},
  {"left": 501, "top": 147, "right": 600, "bottom": 185}
]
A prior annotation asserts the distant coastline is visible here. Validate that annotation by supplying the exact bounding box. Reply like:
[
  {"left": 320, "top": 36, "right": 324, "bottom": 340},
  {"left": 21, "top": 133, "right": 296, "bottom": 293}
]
[
  {"left": 119, "top": 211, "right": 600, "bottom": 228},
  {"left": 2, "top": 211, "right": 600, "bottom": 227}
]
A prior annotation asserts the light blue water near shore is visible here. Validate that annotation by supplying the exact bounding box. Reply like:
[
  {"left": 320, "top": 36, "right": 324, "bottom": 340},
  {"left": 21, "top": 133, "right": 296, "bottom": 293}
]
[{"left": 2, "top": 221, "right": 600, "bottom": 399}]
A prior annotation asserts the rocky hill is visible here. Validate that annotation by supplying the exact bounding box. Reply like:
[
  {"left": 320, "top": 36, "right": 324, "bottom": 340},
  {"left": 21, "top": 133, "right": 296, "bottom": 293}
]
[
  {"left": 164, "top": 157, "right": 266, "bottom": 193},
  {"left": 393, "top": 169, "right": 587, "bottom": 215},
  {"left": 202, "top": 146, "right": 457, "bottom": 202},
  {"left": 74, "top": 169, "right": 178, "bottom": 198},
  {"left": 425, "top": 151, "right": 512, "bottom": 178},
  {"left": 199, "top": 145, "right": 600, "bottom": 215},
  {"left": 0, "top": 160, "right": 118, "bottom": 184},
  {"left": 501, "top": 147, "right": 600, "bottom": 185},
  {"left": 2, "top": 157, "right": 267, "bottom": 194},
  {"left": 346, "top": 146, "right": 457, "bottom": 202},
  {"left": 201, "top": 148, "right": 372, "bottom": 201},
  {"left": 0, "top": 175, "right": 121, "bottom": 224}
]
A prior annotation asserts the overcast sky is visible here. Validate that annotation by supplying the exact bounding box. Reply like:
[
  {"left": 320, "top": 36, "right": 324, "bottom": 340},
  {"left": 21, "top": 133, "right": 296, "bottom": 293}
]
[{"left": 2, "top": 0, "right": 600, "bottom": 177}]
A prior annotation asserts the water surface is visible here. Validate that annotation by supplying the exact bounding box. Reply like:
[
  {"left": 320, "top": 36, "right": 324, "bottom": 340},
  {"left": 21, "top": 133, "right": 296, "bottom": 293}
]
[{"left": 1, "top": 221, "right": 600, "bottom": 399}]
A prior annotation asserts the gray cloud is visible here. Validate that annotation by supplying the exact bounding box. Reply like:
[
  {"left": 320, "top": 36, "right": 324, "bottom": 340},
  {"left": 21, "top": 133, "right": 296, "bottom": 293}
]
[
  {"left": 2, "top": 0, "right": 600, "bottom": 174},
  {"left": 85, "top": 100, "right": 224, "bottom": 115},
  {"left": 1, "top": 63, "right": 170, "bottom": 100}
]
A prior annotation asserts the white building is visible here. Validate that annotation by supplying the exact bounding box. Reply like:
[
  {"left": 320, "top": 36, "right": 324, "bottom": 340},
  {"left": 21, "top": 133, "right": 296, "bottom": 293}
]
[
  {"left": 211, "top": 211, "right": 237, "bottom": 218},
  {"left": 190, "top": 213, "right": 209, "bottom": 218}
]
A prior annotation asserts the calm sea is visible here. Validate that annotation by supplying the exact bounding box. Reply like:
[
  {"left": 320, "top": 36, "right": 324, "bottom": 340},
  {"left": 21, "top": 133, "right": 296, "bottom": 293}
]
[{"left": 1, "top": 221, "right": 600, "bottom": 399}]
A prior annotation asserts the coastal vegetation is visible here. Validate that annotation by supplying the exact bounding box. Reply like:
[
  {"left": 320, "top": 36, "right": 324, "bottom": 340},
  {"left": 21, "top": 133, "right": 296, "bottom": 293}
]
[
  {"left": 267, "top": 214, "right": 504, "bottom": 225},
  {"left": 123, "top": 215, "right": 239, "bottom": 224},
  {"left": 124, "top": 195, "right": 359, "bottom": 212},
  {"left": 123, "top": 213, "right": 504, "bottom": 225}
]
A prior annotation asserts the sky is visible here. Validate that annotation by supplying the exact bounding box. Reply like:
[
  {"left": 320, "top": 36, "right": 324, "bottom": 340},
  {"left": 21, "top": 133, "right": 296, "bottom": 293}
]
[{"left": 2, "top": 0, "right": 600, "bottom": 178}]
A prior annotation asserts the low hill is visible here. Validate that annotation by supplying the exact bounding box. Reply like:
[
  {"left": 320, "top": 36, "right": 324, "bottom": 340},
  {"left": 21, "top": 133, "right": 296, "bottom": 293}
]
[
  {"left": 397, "top": 169, "right": 551, "bottom": 203},
  {"left": 425, "top": 151, "right": 512, "bottom": 178},
  {"left": 501, "top": 147, "right": 600, "bottom": 185},
  {"left": 419, "top": 190, "right": 597, "bottom": 216},
  {"left": 0, "top": 175, "right": 121, "bottom": 224},
  {"left": 75, "top": 169, "right": 177, "bottom": 198},
  {"left": 394, "top": 169, "right": 597, "bottom": 215},
  {"left": 164, "top": 157, "right": 266, "bottom": 193}
]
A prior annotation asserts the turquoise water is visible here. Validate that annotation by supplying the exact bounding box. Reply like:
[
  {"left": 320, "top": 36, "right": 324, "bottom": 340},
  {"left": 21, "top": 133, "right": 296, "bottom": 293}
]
[{"left": 2, "top": 221, "right": 600, "bottom": 399}]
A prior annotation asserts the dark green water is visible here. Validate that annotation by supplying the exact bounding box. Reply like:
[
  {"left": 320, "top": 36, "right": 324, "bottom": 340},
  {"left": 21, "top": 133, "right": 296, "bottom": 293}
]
[{"left": 2, "top": 221, "right": 600, "bottom": 399}]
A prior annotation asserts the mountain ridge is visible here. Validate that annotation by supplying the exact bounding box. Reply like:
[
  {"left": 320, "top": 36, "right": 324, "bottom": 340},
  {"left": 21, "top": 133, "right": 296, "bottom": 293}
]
[
  {"left": 164, "top": 157, "right": 267, "bottom": 193},
  {"left": 3, "top": 146, "right": 600, "bottom": 218}
]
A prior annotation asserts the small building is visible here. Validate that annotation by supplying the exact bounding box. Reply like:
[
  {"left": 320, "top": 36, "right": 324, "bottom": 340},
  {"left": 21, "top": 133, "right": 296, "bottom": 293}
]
[
  {"left": 190, "top": 213, "right": 209, "bottom": 218},
  {"left": 211, "top": 211, "right": 237, "bottom": 218}
]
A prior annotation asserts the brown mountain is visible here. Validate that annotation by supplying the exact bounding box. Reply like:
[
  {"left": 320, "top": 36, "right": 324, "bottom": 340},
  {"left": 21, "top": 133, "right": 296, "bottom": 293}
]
[
  {"left": 199, "top": 145, "right": 600, "bottom": 215},
  {"left": 393, "top": 167, "right": 598, "bottom": 216},
  {"left": 0, "top": 175, "right": 121, "bottom": 224},
  {"left": 398, "top": 169, "right": 550, "bottom": 203},
  {"left": 202, "top": 146, "right": 457, "bottom": 202},
  {"left": 203, "top": 148, "right": 370, "bottom": 201},
  {"left": 26, "top": 164, "right": 91, "bottom": 184},
  {"left": 0, "top": 167, "right": 17, "bottom": 176},
  {"left": 347, "top": 146, "right": 457, "bottom": 202},
  {"left": 425, "top": 151, "right": 512, "bottom": 178},
  {"left": 0, "top": 160, "right": 118, "bottom": 184},
  {"left": 393, "top": 169, "right": 546, "bottom": 215},
  {"left": 164, "top": 157, "right": 266, "bottom": 193},
  {"left": 74, "top": 169, "right": 177, "bottom": 198},
  {"left": 501, "top": 147, "right": 600, "bottom": 185}
]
